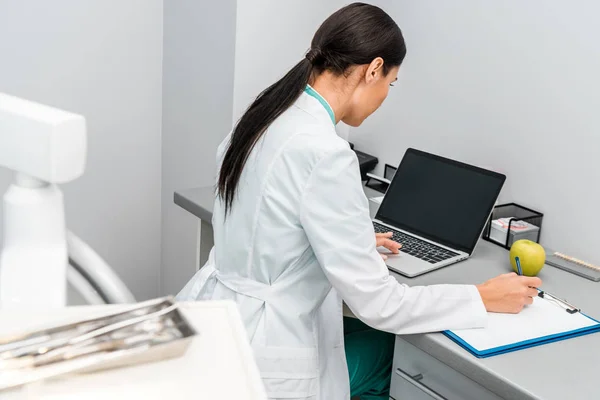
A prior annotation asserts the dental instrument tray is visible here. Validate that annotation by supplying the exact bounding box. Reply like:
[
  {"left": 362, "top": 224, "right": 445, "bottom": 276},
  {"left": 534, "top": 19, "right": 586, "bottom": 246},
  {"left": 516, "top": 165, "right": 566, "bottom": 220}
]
[{"left": 0, "top": 296, "right": 197, "bottom": 392}]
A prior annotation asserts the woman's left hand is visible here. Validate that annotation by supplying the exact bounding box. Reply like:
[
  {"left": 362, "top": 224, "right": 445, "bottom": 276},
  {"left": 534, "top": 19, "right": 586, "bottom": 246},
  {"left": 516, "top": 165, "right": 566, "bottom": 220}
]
[{"left": 376, "top": 232, "right": 402, "bottom": 260}]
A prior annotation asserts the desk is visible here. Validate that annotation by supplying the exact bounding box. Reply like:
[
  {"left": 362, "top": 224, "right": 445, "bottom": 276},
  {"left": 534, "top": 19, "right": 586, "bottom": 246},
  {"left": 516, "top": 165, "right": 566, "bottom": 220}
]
[
  {"left": 174, "top": 187, "right": 215, "bottom": 270},
  {"left": 174, "top": 186, "right": 600, "bottom": 400}
]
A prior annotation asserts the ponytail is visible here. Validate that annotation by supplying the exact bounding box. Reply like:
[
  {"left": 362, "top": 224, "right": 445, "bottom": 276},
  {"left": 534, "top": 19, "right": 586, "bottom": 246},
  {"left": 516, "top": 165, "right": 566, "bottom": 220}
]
[
  {"left": 218, "top": 3, "right": 405, "bottom": 214},
  {"left": 218, "top": 57, "right": 314, "bottom": 214}
]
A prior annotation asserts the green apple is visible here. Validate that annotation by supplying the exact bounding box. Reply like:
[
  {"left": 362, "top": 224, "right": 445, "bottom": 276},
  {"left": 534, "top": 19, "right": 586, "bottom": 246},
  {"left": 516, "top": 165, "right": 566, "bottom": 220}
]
[{"left": 510, "top": 240, "right": 546, "bottom": 276}]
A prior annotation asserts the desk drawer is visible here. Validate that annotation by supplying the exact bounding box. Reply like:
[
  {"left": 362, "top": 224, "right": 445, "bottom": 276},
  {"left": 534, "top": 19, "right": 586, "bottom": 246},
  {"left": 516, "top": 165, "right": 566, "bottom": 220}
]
[{"left": 390, "top": 337, "right": 503, "bottom": 400}]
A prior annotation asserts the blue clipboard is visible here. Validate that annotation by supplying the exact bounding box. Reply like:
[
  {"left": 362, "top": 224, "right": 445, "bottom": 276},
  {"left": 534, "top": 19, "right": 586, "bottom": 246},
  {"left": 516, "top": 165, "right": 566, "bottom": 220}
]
[{"left": 443, "top": 291, "right": 600, "bottom": 358}]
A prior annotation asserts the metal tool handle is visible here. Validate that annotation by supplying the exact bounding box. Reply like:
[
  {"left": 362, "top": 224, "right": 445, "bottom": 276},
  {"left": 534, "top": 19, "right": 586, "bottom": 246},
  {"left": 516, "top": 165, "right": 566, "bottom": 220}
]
[
  {"left": 1, "top": 302, "right": 176, "bottom": 362},
  {"left": 395, "top": 368, "right": 449, "bottom": 400},
  {"left": 0, "top": 297, "right": 171, "bottom": 355}
]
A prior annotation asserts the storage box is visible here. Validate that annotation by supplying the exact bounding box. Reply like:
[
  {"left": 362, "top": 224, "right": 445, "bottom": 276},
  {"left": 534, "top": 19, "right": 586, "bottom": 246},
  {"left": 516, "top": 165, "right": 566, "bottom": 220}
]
[
  {"left": 489, "top": 218, "right": 540, "bottom": 247},
  {"left": 483, "top": 203, "right": 543, "bottom": 249}
]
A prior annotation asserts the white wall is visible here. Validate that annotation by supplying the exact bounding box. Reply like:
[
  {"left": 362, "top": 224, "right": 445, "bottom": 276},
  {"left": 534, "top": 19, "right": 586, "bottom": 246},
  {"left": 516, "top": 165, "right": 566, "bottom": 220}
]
[
  {"left": 0, "top": 0, "right": 164, "bottom": 300},
  {"left": 233, "top": 0, "right": 348, "bottom": 121},
  {"left": 355, "top": 1, "right": 600, "bottom": 261},
  {"left": 161, "top": 0, "right": 237, "bottom": 296}
]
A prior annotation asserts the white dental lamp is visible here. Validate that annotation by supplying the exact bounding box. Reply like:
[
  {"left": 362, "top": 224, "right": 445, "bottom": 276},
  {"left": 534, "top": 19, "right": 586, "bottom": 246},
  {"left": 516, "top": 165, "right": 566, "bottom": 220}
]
[{"left": 0, "top": 93, "right": 135, "bottom": 310}]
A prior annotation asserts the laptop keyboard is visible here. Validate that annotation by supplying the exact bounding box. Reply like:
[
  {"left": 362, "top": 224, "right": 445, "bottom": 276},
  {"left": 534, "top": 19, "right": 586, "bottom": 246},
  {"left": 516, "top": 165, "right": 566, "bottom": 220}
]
[{"left": 373, "top": 222, "right": 459, "bottom": 264}]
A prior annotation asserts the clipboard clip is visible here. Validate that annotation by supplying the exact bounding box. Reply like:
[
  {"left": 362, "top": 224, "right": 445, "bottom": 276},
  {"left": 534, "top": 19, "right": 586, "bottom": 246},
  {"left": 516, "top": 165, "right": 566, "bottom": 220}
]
[{"left": 538, "top": 290, "right": 580, "bottom": 314}]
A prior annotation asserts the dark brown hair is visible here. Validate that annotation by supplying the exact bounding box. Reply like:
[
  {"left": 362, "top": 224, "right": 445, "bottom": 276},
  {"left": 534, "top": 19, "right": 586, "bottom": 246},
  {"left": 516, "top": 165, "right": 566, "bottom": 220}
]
[{"left": 218, "top": 2, "right": 406, "bottom": 214}]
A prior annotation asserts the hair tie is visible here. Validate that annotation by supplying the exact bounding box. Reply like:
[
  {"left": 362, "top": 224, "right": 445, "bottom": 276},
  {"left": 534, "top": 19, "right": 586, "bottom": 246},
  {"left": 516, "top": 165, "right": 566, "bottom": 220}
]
[{"left": 305, "top": 48, "right": 322, "bottom": 64}]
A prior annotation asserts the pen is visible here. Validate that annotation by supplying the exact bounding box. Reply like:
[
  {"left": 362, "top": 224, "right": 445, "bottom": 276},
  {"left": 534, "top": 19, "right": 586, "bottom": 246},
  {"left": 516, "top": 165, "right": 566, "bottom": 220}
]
[{"left": 515, "top": 256, "right": 523, "bottom": 275}]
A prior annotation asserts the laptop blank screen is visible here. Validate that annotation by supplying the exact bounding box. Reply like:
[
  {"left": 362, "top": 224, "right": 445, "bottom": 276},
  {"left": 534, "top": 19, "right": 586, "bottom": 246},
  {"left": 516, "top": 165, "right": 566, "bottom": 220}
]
[{"left": 375, "top": 149, "right": 506, "bottom": 254}]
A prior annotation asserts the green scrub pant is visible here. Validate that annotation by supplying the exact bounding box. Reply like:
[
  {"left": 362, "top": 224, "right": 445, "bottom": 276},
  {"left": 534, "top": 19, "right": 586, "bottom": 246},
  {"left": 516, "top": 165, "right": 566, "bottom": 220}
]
[{"left": 344, "top": 317, "right": 395, "bottom": 400}]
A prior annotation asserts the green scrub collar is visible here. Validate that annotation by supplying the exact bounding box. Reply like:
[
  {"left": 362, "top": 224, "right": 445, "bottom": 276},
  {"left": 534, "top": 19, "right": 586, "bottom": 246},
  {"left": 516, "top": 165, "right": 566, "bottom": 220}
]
[{"left": 304, "top": 84, "right": 336, "bottom": 125}]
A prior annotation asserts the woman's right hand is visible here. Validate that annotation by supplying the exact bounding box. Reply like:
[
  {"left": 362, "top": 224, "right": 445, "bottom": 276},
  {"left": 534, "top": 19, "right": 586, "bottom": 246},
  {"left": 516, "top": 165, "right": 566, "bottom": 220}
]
[{"left": 476, "top": 273, "right": 542, "bottom": 314}]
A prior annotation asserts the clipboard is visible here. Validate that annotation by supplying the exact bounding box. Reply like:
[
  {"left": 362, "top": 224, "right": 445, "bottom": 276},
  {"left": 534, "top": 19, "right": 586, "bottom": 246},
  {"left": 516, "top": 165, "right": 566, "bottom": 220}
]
[{"left": 443, "top": 290, "right": 600, "bottom": 358}]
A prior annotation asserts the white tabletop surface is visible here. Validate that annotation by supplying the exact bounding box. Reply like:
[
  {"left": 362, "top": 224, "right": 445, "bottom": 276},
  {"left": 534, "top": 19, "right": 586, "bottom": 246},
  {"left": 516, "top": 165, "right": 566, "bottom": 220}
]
[{"left": 0, "top": 301, "right": 266, "bottom": 400}]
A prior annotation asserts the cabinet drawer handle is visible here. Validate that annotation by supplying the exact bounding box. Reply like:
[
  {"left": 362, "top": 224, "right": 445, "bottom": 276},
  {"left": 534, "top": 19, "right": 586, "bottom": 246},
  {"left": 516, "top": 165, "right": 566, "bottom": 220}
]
[{"left": 395, "top": 367, "right": 449, "bottom": 400}]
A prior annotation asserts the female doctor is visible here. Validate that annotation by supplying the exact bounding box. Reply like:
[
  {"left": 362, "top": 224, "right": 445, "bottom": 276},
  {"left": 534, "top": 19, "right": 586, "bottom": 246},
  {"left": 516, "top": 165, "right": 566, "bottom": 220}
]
[{"left": 177, "top": 3, "right": 541, "bottom": 399}]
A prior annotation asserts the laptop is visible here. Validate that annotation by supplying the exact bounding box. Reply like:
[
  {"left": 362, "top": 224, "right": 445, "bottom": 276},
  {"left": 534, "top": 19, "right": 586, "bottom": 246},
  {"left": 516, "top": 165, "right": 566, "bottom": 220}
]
[{"left": 373, "top": 148, "right": 506, "bottom": 277}]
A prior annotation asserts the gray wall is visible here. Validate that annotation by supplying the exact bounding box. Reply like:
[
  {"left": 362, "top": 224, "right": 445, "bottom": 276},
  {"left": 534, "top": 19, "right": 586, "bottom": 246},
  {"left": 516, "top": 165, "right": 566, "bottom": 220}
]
[
  {"left": 0, "top": 0, "right": 164, "bottom": 300},
  {"left": 233, "top": 0, "right": 347, "bottom": 121},
  {"left": 161, "top": 0, "right": 237, "bottom": 295},
  {"left": 356, "top": 0, "right": 600, "bottom": 261}
]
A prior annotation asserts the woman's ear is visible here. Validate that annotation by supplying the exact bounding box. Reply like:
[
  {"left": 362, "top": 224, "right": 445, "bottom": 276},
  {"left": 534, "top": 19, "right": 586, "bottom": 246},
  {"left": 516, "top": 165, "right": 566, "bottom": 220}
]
[{"left": 365, "top": 57, "right": 385, "bottom": 83}]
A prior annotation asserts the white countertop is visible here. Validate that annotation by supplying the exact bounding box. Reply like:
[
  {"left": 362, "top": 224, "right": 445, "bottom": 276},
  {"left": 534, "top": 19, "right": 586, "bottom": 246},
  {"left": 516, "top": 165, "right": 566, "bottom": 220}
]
[{"left": 0, "top": 301, "right": 266, "bottom": 400}]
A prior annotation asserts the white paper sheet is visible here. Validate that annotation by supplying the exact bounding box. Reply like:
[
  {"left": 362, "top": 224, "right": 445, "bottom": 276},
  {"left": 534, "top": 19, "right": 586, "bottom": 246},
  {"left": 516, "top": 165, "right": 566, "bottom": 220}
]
[{"left": 449, "top": 296, "right": 599, "bottom": 352}]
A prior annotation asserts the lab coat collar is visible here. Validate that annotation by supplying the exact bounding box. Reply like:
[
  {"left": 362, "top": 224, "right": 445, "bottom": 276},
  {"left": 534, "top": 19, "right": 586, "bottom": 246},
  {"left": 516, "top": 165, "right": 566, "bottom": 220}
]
[
  {"left": 296, "top": 87, "right": 337, "bottom": 129},
  {"left": 304, "top": 85, "right": 336, "bottom": 125}
]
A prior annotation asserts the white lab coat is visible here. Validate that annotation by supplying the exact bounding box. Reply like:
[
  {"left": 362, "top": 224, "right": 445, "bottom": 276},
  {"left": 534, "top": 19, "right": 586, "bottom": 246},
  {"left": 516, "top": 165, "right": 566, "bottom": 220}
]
[{"left": 177, "top": 90, "right": 487, "bottom": 399}]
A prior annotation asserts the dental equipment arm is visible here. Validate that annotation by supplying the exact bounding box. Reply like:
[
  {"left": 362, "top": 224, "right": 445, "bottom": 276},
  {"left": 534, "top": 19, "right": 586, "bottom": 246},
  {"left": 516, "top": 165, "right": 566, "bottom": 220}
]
[
  {"left": 0, "top": 93, "right": 135, "bottom": 309},
  {"left": 0, "top": 92, "right": 85, "bottom": 309},
  {"left": 67, "top": 230, "right": 135, "bottom": 304}
]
